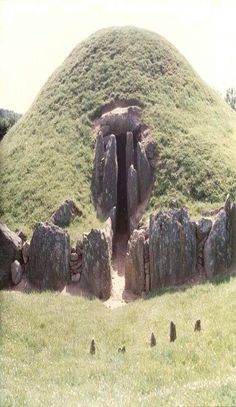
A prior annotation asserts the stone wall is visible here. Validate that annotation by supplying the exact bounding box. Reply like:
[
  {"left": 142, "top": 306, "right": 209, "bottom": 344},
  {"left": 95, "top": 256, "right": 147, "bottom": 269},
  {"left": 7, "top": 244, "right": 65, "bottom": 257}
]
[
  {"left": 125, "top": 195, "right": 236, "bottom": 295},
  {"left": 1, "top": 194, "right": 236, "bottom": 301}
]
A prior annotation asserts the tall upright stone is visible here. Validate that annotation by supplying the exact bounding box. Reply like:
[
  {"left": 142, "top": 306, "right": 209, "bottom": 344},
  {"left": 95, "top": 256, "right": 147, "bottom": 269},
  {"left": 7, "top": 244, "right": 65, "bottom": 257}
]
[
  {"left": 102, "top": 134, "right": 118, "bottom": 218},
  {"left": 230, "top": 203, "right": 236, "bottom": 266},
  {"left": 149, "top": 208, "right": 196, "bottom": 289},
  {"left": 81, "top": 228, "right": 111, "bottom": 300},
  {"left": 136, "top": 142, "right": 152, "bottom": 202},
  {"left": 93, "top": 132, "right": 104, "bottom": 206},
  {"left": 125, "top": 229, "right": 145, "bottom": 295},
  {"left": 196, "top": 218, "right": 212, "bottom": 274},
  {"left": 127, "top": 165, "right": 139, "bottom": 232},
  {"left": 28, "top": 222, "right": 70, "bottom": 290},
  {"left": 126, "top": 131, "right": 134, "bottom": 177},
  {"left": 204, "top": 209, "right": 228, "bottom": 278}
]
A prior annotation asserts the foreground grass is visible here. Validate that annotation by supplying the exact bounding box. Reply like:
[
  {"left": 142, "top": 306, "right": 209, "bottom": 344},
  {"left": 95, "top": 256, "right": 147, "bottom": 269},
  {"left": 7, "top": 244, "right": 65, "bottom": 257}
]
[{"left": 1, "top": 276, "right": 236, "bottom": 406}]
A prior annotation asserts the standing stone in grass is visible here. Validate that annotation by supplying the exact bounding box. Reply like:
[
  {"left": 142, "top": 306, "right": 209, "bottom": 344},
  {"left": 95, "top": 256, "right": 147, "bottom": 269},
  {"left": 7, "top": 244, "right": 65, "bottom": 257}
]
[
  {"left": 90, "top": 339, "right": 96, "bottom": 355},
  {"left": 149, "top": 208, "right": 196, "bottom": 289},
  {"left": 125, "top": 229, "right": 146, "bottom": 295},
  {"left": 0, "top": 224, "right": 23, "bottom": 288},
  {"left": 118, "top": 346, "right": 126, "bottom": 353},
  {"left": 204, "top": 209, "right": 228, "bottom": 278},
  {"left": 28, "top": 222, "right": 70, "bottom": 290},
  {"left": 50, "top": 199, "right": 82, "bottom": 227},
  {"left": 81, "top": 228, "right": 111, "bottom": 300},
  {"left": 150, "top": 332, "right": 156, "bottom": 347},
  {"left": 170, "top": 321, "right": 177, "bottom": 342},
  {"left": 11, "top": 260, "right": 23, "bottom": 285},
  {"left": 194, "top": 320, "right": 201, "bottom": 332}
]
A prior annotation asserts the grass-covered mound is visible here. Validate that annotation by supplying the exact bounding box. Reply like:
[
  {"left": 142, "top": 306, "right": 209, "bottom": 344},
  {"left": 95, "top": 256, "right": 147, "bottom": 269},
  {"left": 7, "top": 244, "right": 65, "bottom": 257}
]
[
  {"left": 1, "top": 275, "right": 236, "bottom": 406},
  {"left": 1, "top": 27, "right": 236, "bottom": 237}
]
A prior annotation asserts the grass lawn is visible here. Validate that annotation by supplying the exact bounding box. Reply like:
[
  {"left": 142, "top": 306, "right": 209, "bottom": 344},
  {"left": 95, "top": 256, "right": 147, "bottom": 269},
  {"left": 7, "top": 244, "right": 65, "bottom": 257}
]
[{"left": 1, "top": 275, "right": 236, "bottom": 406}]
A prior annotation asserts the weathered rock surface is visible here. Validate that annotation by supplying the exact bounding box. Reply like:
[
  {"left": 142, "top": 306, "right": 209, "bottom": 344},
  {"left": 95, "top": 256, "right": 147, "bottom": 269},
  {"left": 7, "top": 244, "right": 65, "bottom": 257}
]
[
  {"left": 126, "top": 131, "right": 134, "bottom": 177},
  {"left": 28, "top": 222, "right": 70, "bottom": 290},
  {"left": 196, "top": 218, "right": 212, "bottom": 274},
  {"left": 99, "top": 106, "right": 142, "bottom": 136},
  {"left": 22, "top": 241, "right": 30, "bottom": 264},
  {"left": 125, "top": 229, "right": 145, "bottom": 295},
  {"left": 0, "top": 224, "right": 22, "bottom": 288},
  {"left": 149, "top": 208, "right": 196, "bottom": 288},
  {"left": 102, "top": 135, "right": 118, "bottom": 218},
  {"left": 204, "top": 209, "right": 228, "bottom": 278},
  {"left": 11, "top": 260, "right": 23, "bottom": 285},
  {"left": 81, "top": 228, "right": 111, "bottom": 300},
  {"left": 127, "top": 165, "right": 139, "bottom": 232},
  {"left": 50, "top": 199, "right": 82, "bottom": 227},
  {"left": 137, "top": 141, "right": 152, "bottom": 202},
  {"left": 230, "top": 202, "right": 236, "bottom": 266},
  {"left": 16, "top": 229, "right": 27, "bottom": 242},
  {"left": 92, "top": 132, "right": 105, "bottom": 206}
]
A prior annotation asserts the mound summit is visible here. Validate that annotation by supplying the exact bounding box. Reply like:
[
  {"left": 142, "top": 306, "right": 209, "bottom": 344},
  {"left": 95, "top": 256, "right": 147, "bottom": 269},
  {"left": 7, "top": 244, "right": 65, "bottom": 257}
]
[{"left": 1, "top": 27, "right": 236, "bottom": 238}]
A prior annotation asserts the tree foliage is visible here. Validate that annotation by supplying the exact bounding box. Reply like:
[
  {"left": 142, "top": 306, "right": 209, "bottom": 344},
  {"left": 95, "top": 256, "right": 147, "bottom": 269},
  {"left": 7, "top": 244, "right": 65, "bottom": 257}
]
[{"left": 0, "top": 108, "right": 21, "bottom": 140}]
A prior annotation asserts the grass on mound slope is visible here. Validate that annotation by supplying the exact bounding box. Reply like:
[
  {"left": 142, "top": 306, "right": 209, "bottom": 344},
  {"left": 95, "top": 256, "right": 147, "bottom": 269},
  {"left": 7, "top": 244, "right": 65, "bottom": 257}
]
[
  {"left": 1, "top": 27, "right": 236, "bottom": 237},
  {"left": 1, "top": 275, "right": 236, "bottom": 406}
]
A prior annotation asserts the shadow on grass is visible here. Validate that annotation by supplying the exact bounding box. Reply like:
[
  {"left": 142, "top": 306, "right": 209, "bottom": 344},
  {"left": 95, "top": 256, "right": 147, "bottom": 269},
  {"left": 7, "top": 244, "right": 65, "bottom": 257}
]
[{"left": 144, "top": 271, "right": 236, "bottom": 300}]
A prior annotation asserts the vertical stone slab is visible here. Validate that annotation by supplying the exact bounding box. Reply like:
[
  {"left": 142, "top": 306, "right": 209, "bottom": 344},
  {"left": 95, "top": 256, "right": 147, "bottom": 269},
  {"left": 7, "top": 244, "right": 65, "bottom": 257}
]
[
  {"left": 102, "top": 134, "right": 118, "bottom": 218},
  {"left": 81, "top": 228, "right": 111, "bottom": 300},
  {"left": 224, "top": 193, "right": 232, "bottom": 268},
  {"left": 149, "top": 209, "right": 196, "bottom": 289},
  {"left": 126, "top": 131, "right": 134, "bottom": 177},
  {"left": 136, "top": 141, "right": 152, "bottom": 202},
  {"left": 204, "top": 209, "right": 228, "bottom": 278},
  {"left": 230, "top": 203, "right": 236, "bottom": 266},
  {"left": 92, "top": 132, "right": 104, "bottom": 207},
  {"left": 127, "top": 165, "right": 139, "bottom": 233},
  {"left": 28, "top": 222, "right": 70, "bottom": 290},
  {"left": 196, "top": 218, "right": 212, "bottom": 275},
  {"left": 125, "top": 229, "right": 145, "bottom": 295}
]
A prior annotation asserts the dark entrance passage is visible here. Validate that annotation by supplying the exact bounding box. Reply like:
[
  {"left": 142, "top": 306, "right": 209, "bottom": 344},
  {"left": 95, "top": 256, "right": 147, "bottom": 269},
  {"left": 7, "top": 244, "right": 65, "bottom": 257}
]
[
  {"left": 112, "top": 133, "right": 129, "bottom": 276},
  {"left": 115, "top": 134, "right": 128, "bottom": 236}
]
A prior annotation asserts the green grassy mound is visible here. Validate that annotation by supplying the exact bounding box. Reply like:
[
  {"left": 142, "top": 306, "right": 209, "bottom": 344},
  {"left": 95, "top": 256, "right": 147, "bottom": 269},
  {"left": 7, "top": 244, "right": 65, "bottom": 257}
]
[
  {"left": 1, "top": 275, "right": 236, "bottom": 406},
  {"left": 1, "top": 27, "right": 236, "bottom": 238}
]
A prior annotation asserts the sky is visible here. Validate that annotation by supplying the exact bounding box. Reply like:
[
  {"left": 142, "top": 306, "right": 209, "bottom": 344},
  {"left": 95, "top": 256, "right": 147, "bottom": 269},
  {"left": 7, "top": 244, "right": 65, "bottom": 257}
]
[{"left": 1, "top": 0, "right": 236, "bottom": 114}]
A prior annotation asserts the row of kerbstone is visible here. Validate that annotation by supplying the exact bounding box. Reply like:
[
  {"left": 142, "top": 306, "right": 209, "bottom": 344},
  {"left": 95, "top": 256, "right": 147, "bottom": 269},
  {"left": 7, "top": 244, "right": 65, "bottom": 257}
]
[{"left": 125, "top": 194, "right": 236, "bottom": 295}]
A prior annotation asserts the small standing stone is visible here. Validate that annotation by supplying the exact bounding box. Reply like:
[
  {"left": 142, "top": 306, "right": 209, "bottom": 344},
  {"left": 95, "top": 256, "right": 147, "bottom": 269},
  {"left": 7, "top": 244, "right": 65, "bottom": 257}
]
[
  {"left": 11, "top": 260, "right": 23, "bottom": 285},
  {"left": 150, "top": 332, "right": 156, "bottom": 347},
  {"left": 118, "top": 346, "right": 126, "bottom": 353},
  {"left": 194, "top": 320, "right": 201, "bottom": 332},
  {"left": 170, "top": 321, "right": 177, "bottom": 342},
  {"left": 90, "top": 339, "right": 96, "bottom": 355}
]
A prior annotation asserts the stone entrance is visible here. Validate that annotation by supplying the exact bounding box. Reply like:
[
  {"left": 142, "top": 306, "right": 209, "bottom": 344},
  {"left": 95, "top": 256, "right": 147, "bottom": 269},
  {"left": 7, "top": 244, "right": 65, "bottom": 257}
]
[{"left": 92, "top": 103, "right": 156, "bottom": 281}]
